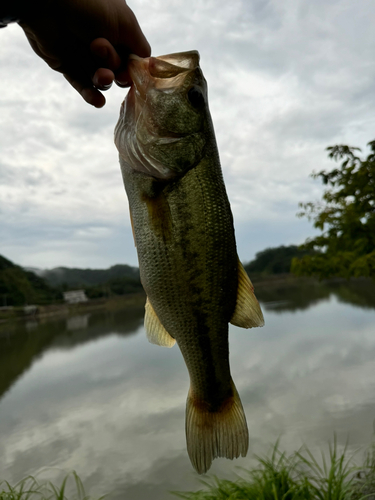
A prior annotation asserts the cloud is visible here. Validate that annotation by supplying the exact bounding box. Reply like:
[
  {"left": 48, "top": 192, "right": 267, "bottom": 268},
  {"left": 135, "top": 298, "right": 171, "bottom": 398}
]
[{"left": 1, "top": 0, "right": 375, "bottom": 268}]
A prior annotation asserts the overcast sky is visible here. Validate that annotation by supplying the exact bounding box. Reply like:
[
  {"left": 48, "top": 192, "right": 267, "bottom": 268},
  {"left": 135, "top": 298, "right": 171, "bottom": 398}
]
[{"left": 1, "top": 0, "right": 375, "bottom": 270}]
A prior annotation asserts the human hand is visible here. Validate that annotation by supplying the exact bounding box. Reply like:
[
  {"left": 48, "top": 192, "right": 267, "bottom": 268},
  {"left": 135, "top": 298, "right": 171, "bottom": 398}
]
[{"left": 18, "top": 0, "right": 151, "bottom": 107}]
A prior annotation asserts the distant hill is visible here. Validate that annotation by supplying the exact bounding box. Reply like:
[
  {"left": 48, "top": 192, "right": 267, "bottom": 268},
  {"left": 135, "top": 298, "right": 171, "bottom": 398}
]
[
  {"left": 40, "top": 264, "right": 140, "bottom": 288},
  {"left": 244, "top": 245, "right": 313, "bottom": 275},
  {"left": 0, "top": 256, "right": 143, "bottom": 306},
  {"left": 30, "top": 264, "right": 143, "bottom": 300},
  {"left": 1, "top": 244, "right": 314, "bottom": 308},
  {"left": 0, "top": 255, "right": 60, "bottom": 306}
]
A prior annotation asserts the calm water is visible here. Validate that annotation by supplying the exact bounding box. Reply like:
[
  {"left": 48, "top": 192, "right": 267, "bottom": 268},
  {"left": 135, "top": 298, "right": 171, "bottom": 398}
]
[{"left": 1, "top": 279, "right": 375, "bottom": 499}]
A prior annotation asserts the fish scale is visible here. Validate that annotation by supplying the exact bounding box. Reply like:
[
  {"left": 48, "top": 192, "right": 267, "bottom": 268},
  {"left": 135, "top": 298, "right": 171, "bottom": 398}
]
[
  {"left": 124, "top": 158, "right": 233, "bottom": 400},
  {"left": 115, "top": 50, "right": 264, "bottom": 474}
]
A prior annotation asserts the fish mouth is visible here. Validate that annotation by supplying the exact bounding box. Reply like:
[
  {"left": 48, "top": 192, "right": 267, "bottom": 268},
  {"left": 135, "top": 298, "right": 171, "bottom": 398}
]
[
  {"left": 116, "top": 51, "right": 201, "bottom": 144},
  {"left": 128, "top": 51, "right": 201, "bottom": 99},
  {"left": 127, "top": 54, "right": 150, "bottom": 101},
  {"left": 114, "top": 51, "right": 206, "bottom": 180}
]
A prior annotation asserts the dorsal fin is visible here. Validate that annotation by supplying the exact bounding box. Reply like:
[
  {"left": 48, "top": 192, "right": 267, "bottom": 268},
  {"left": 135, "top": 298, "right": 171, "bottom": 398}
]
[
  {"left": 144, "top": 298, "right": 176, "bottom": 347},
  {"left": 230, "top": 258, "right": 264, "bottom": 328}
]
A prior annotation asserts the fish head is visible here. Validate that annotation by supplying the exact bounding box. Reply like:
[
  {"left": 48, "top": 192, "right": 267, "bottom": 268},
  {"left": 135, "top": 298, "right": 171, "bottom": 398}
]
[{"left": 115, "top": 51, "right": 209, "bottom": 180}]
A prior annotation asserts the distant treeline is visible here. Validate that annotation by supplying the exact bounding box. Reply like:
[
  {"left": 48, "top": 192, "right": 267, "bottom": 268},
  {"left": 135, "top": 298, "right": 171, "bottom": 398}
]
[
  {"left": 1, "top": 245, "right": 308, "bottom": 307},
  {"left": 39, "top": 264, "right": 142, "bottom": 300},
  {"left": 0, "top": 255, "right": 61, "bottom": 307},
  {"left": 40, "top": 264, "right": 140, "bottom": 288},
  {"left": 0, "top": 256, "right": 143, "bottom": 307},
  {"left": 244, "top": 245, "right": 313, "bottom": 276}
]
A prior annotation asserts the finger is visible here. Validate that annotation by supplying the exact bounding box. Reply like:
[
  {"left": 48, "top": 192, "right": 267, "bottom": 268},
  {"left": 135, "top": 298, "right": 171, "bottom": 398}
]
[
  {"left": 119, "top": 5, "right": 151, "bottom": 58},
  {"left": 92, "top": 67, "right": 115, "bottom": 90},
  {"left": 114, "top": 68, "right": 131, "bottom": 88},
  {"left": 21, "top": 23, "right": 66, "bottom": 71},
  {"left": 90, "top": 38, "right": 121, "bottom": 71},
  {"left": 64, "top": 73, "right": 106, "bottom": 108}
]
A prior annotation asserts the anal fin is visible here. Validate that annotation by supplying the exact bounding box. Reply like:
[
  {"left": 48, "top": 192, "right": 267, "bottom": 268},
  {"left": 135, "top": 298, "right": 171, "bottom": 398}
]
[
  {"left": 230, "top": 258, "right": 264, "bottom": 328},
  {"left": 144, "top": 298, "right": 176, "bottom": 347}
]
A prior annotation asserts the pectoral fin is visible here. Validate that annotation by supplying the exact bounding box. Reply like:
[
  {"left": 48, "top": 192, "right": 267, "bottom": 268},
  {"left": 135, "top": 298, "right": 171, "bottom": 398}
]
[
  {"left": 143, "top": 191, "right": 172, "bottom": 243},
  {"left": 230, "top": 258, "right": 264, "bottom": 328},
  {"left": 144, "top": 298, "right": 176, "bottom": 347}
]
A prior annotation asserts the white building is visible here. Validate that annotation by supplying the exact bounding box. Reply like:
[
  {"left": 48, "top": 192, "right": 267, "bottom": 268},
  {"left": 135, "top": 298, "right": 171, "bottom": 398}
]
[{"left": 63, "top": 290, "right": 88, "bottom": 304}]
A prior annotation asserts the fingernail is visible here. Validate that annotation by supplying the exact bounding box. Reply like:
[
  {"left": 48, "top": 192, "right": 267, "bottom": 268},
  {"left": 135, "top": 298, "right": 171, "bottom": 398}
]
[{"left": 115, "top": 80, "right": 131, "bottom": 88}]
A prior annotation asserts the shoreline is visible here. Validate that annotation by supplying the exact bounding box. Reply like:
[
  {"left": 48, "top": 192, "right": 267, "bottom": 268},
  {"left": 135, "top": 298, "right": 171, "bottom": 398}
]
[
  {"left": 0, "top": 291, "right": 147, "bottom": 325},
  {"left": 1, "top": 273, "right": 373, "bottom": 326}
]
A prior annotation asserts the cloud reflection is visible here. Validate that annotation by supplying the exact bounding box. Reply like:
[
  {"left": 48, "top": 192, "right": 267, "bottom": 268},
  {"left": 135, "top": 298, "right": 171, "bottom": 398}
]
[{"left": 0, "top": 283, "right": 375, "bottom": 498}]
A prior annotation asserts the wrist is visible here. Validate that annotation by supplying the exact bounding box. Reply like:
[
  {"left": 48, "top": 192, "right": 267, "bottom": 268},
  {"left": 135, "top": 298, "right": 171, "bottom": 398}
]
[{"left": 0, "top": 0, "right": 37, "bottom": 27}]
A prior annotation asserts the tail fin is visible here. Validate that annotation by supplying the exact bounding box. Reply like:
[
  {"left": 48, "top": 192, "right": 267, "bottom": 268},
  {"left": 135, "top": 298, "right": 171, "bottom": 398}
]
[{"left": 185, "top": 380, "right": 249, "bottom": 474}]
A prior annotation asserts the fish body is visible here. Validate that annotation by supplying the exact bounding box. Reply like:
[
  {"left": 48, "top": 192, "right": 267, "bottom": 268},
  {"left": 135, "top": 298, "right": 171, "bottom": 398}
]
[{"left": 115, "top": 51, "right": 264, "bottom": 473}]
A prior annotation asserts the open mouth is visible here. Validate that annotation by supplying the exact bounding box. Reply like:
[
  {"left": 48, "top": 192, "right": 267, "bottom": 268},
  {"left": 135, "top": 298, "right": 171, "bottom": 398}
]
[
  {"left": 114, "top": 51, "right": 206, "bottom": 180},
  {"left": 127, "top": 51, "right": 201, "bottom": 98}
]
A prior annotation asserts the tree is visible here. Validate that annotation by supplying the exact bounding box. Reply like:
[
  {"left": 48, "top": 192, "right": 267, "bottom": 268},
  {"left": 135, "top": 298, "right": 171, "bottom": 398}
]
[
  {"left": 291, "top": 140, "right": 375, "bottom": 279},
  {"left": 0, "top": 254, "right": 61, "bottom": 306},
  {"left": 244, "top": 245, "right": 313, "bottom": 275}
]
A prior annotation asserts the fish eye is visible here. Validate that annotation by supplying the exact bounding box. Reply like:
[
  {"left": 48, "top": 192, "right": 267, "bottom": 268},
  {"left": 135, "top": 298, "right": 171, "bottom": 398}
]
[{"left": 187, "top": 86, "right": 204, "bottom": 109}]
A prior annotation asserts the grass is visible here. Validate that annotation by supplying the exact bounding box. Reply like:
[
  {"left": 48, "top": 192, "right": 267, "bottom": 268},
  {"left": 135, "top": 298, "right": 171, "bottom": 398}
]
[
  {"left": 0, "top": 471, "right": 106, "bottom": 500},
  {"left": 173, "top": 437, "right": 375, "bottom": 500},
  {"left": 2, "top": 439, "right": 375, "bottom": 500}
]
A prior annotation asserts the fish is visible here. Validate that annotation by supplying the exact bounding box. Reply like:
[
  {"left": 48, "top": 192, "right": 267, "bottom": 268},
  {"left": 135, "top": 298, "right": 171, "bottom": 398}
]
[{"left": 114, "top": 50, "right": 264, "bottom": 474}]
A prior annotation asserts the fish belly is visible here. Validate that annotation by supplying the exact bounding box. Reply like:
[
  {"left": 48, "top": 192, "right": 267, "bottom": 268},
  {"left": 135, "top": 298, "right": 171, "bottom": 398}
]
[{"left": 121, "top": 153, "right": 248, "bottom": 473}]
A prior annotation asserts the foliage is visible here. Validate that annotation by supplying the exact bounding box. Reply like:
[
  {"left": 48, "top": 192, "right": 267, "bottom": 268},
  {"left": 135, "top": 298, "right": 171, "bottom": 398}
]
[
  {"left": 42, "top": 264, "right": 143, "bottom": 299},
  {"left": 41, "top": 264, "right": 140, "bottom": 288},
  {"left": 244, "top": 245, "right": 314, "bottom": 275},
  {"left": 292, "top": 141, "right": 375, "bottom": 279},
  {"left": 0, "top": 255, "right": 15, "bottom": 271},
  {"left": 0, "top": 255, "right": 143, "bottom": 306},
  {"left": 1, "top": 441, "right": 375, "bottom": 500},
  {"left": 173, "top": 438, "right": 375, "bottom": 500},
  {"left": 0, "top": 471, "right": 106, "bottom": 500},
  {"left": 84, "top": 276, "right": 143, "bottom": 299},
  {"left": 0, "top": 255, "right": 61, "bottom": 307}
]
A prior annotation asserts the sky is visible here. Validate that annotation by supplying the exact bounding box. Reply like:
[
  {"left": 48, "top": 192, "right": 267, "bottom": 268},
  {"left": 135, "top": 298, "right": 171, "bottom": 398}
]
[{"left": 1, "top": 0, "right": 375, "bottom": 270}]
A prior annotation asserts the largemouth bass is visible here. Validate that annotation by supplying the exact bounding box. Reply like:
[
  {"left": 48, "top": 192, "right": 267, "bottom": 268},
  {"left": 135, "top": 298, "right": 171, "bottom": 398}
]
[{"left": 114, "top": 51, "right": 264, "bottom": 474}]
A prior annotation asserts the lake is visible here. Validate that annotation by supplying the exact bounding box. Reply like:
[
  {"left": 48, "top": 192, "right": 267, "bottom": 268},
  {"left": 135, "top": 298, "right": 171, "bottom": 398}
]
[{"left": 1, "top": 278, "right": 375, "bottom": 499}]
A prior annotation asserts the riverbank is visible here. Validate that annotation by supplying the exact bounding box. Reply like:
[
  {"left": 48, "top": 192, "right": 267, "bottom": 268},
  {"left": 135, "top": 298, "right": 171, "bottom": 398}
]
[
  {"left": 174, "top": 439, "right": 375, "bottom": 499},
  {"left": 0, "top": 291, "right": 147, "bottom": 325},
  {"left": 1, "top": 439, "right": 374, "bottom": 500},
  {"left": 250, "top": 272, "right": 371, "bottom": 288},
  {"left": 2, "top": 274, "right": 374, "bottom": 326}
]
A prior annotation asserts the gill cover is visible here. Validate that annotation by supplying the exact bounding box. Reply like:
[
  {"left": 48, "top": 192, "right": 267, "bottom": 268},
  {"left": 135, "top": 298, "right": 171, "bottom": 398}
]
[{"left": 114, "top": 51, "right": 208, "bottom": 180}]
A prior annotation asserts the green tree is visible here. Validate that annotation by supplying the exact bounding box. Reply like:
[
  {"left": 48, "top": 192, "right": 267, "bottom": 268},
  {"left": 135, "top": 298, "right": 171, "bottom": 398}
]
[
  {"left": 244, "top": 245, "right": 313, "bottom": 275},
  {"left": 0, "top": 254, "right": 61, "bottom": 306},
  {"left": 292, "top": 141, "right": 375, "bottom": 279}
]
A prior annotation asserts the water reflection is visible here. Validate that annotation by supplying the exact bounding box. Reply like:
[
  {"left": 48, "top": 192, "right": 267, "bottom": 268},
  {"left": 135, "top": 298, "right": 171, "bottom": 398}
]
[
  {"left": 255, "top": 277, "right": 375, "bottom": 312},
  {"left": 0, "top": 280, "right": 375, "bottom": 499},
  {"left": 0, "top": 301, "right": 145, "bottom": 400}
]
